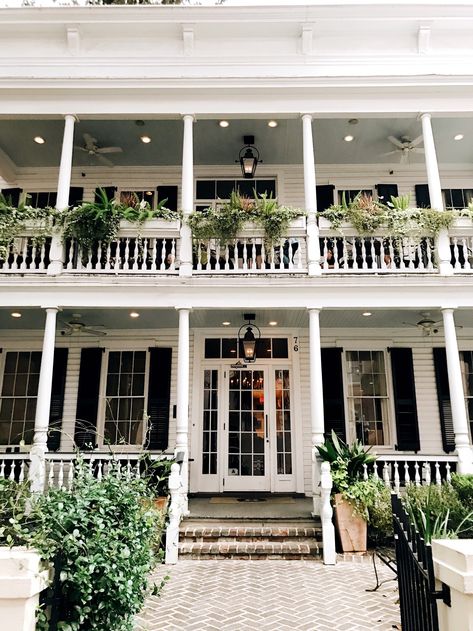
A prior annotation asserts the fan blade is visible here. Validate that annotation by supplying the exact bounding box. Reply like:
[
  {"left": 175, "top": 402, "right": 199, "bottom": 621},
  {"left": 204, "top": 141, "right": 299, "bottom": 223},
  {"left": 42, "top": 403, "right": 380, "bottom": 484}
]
[
  {"left": 96, "top": 154, "right": 114, "bottom": 167},
  {"left": 411, "top": 148, "right": 425, "bottom": 154},
  {"left": 82, "top": 328, "right": 107, "bottom": 337},
  {"left": 74, "top": 146, "right": 89, "bottom": 153},
  {"left": 400, "top": 151, "right": 409, "bottom": 164},
  {"left": 402, "top": 322, "right": 419, "bottom": 328},
  {"left": 96, "top": 146, "right": 123, "bottom": 154},
  {"left": 379, "top": 150, "right": 399, "bottom": 157},
  {"left": 410, "top": 134, "right": 423, "bottom": 147},
  {"left": 387, "top": 135, "right": 405, "bottom": 149},
  {"left": 83, "top": 133, "right": 97, "bottom": 148}
]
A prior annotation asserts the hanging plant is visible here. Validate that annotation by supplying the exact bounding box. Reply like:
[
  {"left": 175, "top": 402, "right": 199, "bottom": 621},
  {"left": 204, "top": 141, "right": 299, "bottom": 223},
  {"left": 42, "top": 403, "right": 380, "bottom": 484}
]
[{"left": 255, "top": 192, "right": 303, "bottom": 246}]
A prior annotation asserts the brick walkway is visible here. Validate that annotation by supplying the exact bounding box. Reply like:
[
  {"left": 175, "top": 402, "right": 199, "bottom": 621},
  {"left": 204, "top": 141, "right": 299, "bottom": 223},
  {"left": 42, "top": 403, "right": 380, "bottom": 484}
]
[{"left": 136, "top": 560, "right": 400, "bottom": 631}]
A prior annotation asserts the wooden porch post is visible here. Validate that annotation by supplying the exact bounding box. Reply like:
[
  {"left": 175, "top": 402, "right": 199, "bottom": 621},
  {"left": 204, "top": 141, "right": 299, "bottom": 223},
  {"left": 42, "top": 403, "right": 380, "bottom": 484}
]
[
  {"left": 441, "top": 308, "right": 473, "bottom": 474},
  {"left": 309, "top": 307, "right": 325, "bottom": 515},
  {"left": 179, "top": 114, "right": 194, "bottom": 277},
  {"left": 29, "top": 307, "right": 58, "bottom": 493},
  {"left": 175, "top": 306, "right": 191, "bottom": 513},
  {"left": 48, "top": 114, "right": 75, "bottom": 276},
  {"left": 302, "top": 114, "right": 321, "bottom": 276},
  {"left": 420, "top": 112, "right": 453, "bottom": 276}
]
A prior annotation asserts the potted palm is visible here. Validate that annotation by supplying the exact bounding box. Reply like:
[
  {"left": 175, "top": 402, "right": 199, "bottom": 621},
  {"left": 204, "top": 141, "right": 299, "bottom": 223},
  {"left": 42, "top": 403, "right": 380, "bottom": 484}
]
[{"left": 316, "top": 431, "right": 377, "bottom": 552}]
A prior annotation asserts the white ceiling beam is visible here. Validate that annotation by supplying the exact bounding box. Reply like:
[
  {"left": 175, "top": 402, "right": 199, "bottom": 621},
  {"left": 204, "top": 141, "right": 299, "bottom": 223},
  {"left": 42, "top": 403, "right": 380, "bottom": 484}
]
[{"left": 0, "top": 146, "right": 17, "bottom": 185}]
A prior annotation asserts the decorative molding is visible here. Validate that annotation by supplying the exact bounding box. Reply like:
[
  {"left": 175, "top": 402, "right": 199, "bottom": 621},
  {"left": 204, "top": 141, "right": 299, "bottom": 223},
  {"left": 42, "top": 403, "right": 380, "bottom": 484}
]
[
  {"left": 66, "top": 26, "right": 81, "bottom": 56},
  {"left": 418, "top": 25, "right": 431, "bottom": 55},
  {"left": 301, "top": 24, "right": 314, "bottom": 56},
  {"left": 182, "top": 24, "right": 194, "bottom": 57}
]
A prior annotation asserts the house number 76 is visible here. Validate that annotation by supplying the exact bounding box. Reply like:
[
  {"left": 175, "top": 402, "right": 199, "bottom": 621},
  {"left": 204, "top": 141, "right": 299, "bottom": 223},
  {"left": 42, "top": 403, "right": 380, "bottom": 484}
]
[{"left": 293, "top": 337, "right": 299, "bottom": 352}]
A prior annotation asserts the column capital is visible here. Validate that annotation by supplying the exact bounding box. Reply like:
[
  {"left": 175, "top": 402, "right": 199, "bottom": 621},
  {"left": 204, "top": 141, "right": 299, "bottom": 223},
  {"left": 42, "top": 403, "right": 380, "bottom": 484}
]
[
  {"left": 63, "top": 114, "right": 78, "bottom": 123},
  {"left": 181, "top": 113, "right": 196, "bottom": 123},
  {"left": 307, "top": 307, "right": 322, "bottom": 314},
  {"left": 418, "top": 112, "right": 431, "bottom": 121},
  {"left": 40, "top": 305, "right": 60, "bottom": 313},
  {"left": 441, "top": 306, "right": 457, "bottom": 314},
  {"left": 175, "top": 306, "right": 192, "bottom": 313},
  {"left": 301, "top": 113, "right": 313, "bottom": 122}
]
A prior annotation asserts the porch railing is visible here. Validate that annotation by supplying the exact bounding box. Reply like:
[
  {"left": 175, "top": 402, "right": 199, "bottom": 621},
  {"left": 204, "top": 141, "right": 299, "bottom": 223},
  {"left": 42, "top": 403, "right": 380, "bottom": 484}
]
[
  {"left": 0, "top": 235, "right": 52, "bottom": 273},
  {"left": 364, "top": 455, "right": 458, "bottom": 492}
]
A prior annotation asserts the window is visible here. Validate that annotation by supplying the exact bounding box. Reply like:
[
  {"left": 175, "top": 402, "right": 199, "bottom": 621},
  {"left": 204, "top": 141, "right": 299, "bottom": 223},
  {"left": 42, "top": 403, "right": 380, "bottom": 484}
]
[
  {"left": 442, "top": 189, "right": 473, "bottom": 210},
  {"left": 104, "top": 351, "right": 147, "bottom": 445},
  {"left": 195, "top": 179, "right": 277, "bottom": 210},
  {"left": 204, "top": 338, "right": 288, "bottom": 359},
  {"left": 460, "top": 351, "right": 473, "bottom": 437},
  {"left": 202, "top": 369, "right": 218, "bottom": 474},
  {"left": 0, "top": 352, "right": 41, "bottom": 445},
  {"left": 120, "top": 190, "right": 155, "bottom": 208},
  {"left": 338, "top": 189, "right": 373, "bottom": 204},
  {"left": 26, "top": 191, "right": 57, "bottom": 208},
  {"left": 346, "top": 350, "right": 389, "bottom": 446}
]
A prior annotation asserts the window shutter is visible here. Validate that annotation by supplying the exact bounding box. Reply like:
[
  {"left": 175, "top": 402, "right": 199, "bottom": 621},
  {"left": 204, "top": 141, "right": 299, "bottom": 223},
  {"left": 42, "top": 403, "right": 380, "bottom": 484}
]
[
  {"left": 1, "top": 188, "right": 22, "bottom": 206},
  {"left": 390, "top": 348, "right": 420, "bottom": 451},
  {"left": 74, "top": 348, "right": 103, "bottom": 449},
  {"left": 321, "top": 347, "right": 346, "bottom": 441},
  {"left": 433, "top": 347, "right": 456, "bottom": 453},
  {"left": 146, "top": 348, "right": 172, "bottom": 450},
  {"left": 376, "top": 183, "right": 398, "bottom": 203},
  {"left": 68, "top": 187, "right": 84, "bottom": 207},
  {"left": 415, "top": 184, "right": 431, "bottom": 208},
  {"left": 95, "top": 186, "right": 116, "bottom": 203},
  {"left": 316, "top": 185, "right": 335, "bottom": 213},
  {"left": 157, "top": 186, "right": 178, "bottom": 213},
  {"left": 47, "top": 348, "right": 69, "bottom": 451}
]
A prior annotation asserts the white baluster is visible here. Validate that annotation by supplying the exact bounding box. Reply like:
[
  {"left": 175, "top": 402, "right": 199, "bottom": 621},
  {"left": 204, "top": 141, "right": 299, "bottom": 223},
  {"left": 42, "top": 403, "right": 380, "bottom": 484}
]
[
  {"left": 435, "top": 462, "right": 441, "bottom": 485},
  {"left": 141, "top": 238, "right": 148, "bottom": 272},
  {"left": 135, "top": 461, "right": 141, "bottom": 479},
  {"left": 423, "top": 462, "right": 431, "bottom": 486},
  {"left": 58, "top": 460, "right": 64, "bottom": 489},
  {"left": 372, "top": 462, "right": 379, "bottom": 479},
  {"left": 452, "top": 237, "right": 461, "bottom": 270},
  {"left": 416, "top": 241, "right": 425, "bottom": 270},
  {"left": 160, "top": 239, "right": 167, "bottom": 271},
  {"left": 404, "top": 462, "right": 411, "bottom": 486},
  {"left": 414, "top": 461, "right": 421, "bottom": 486},
  {"left": 215, "top": 240, "right": 221, "bottom": 271},
  {"left": 104, "top": 242, "right": 112, "bottom": 271},
  {"left": 149, "top": 238, "right": 157, "bottom": 272},
  {"left": 361, "top": 239, "right": 368, "bottom": 269},
  {"left": 205, "top": 241, "right": 212, "bottom": 271},
  {"left": 224, "top": 242, "right": 230, "bottom": 270},
  {"left": 96, "top": 241, "right": 103, "bottom": 270},
  {"left": 383, "top": 462, "right": 391, "bottom": 488},
  {"left": 113, "top": 241, "right": 121, "bottom": 271},
  {"left": 425, "top": 239, "right": 434, "bottom": 270},
  {"left": 393, "top": 462, "right": 400, "bottom": 494},
  {"left": 48, "top": 461, "right": 55, "bottom": 489},
  {"left": 85, "top": 246, "right": 93, "bottom": 271},
  {"left": 132, "top": 239, "right": 140, "bottom": 271},
  {"left": 67, "top": 461, "right": 74, "bottom": 490},
  {"left": 18, "top": 460, "right": 25, "bottom": 483},
  {"left": 0, "top": 460, "right": 5, "bottom": 478},
  {"left": 123, "top": 238, "right": 130, "bottom": 270},
  {"left": 97, "top": 460, "right": 103, "bottom": 481},
  {"left": 362, "top": 463, "right": 368, "bottom": 480},
  {"left": 170, "top": 239, "right": 176, "bottom": 270},
  {"left": 242, "top": 239, "right": 248, "bottom": 270},
  {"left": 446, "top": 462, "right": 452, "bottom": 483},
  {"left": 461, "top": 238, "right": 471, "bottom": 270},
  {"left": 126, "top": 461, "right": 132, "bottom": 478},
  {"left": 8, "top": 461, "right": 15, "bottom": 481}
]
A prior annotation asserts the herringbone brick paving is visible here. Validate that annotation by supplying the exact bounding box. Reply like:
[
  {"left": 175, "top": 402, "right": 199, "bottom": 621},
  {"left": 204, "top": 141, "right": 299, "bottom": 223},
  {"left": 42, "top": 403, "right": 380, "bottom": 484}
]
[{"left": 135, "top": 560, "right": 400, "bottom": 630}]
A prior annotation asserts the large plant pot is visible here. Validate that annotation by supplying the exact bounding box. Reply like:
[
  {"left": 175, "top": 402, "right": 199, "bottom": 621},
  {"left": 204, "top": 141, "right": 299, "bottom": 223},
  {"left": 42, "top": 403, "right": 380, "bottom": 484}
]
[{"left": 333, "top": 493, "right": 367, "bottom": 552}]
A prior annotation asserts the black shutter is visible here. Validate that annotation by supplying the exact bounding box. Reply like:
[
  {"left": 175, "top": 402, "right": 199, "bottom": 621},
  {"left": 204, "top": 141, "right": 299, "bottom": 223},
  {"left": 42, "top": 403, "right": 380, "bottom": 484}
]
[
  {"left": 376, "top": 183, "right": 398, "bottom": 203},
  {"left": 415, "top": 184, "right": 431, "bottom": 208},
  {"left": 95, "top": 186, "right": 116, "bottom": 203},
  {"left": 1, "top": 188, "right": 22, "bottom": 206},
  {"left": 433, "top": 347, "right": 455, "bottom": 453},
  {"left": 321, "top": 348, "right": 346, "bottom": 441},
  {"left": 68, "top": 187, "right": 84, "bottom": 207},
  {"left": 390, "top": 348, "right": 420, "bottom": 451},
  {"left": 47, "top": 348, "right": 69, "bottom": 451},
  {"left": 74, "top": 348, "right": 103, "bottom": 449},
  {"left": 316, "top": 185, "right": 335, "bottom": 213},
  {"left": 157, "top": 186, "right": 178, "bottom": 213},
  {"left": 146, "top": 348, "right": 172, "bottom": 450}
]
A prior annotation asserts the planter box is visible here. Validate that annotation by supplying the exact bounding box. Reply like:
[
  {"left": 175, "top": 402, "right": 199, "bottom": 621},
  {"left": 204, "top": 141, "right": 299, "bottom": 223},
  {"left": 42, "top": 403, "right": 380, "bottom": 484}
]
[
  {"left": 119, "top": 219, "right": 181, "bottom": 237},
  {"left": 333, "top": 493, "right": 367, "bottom": 552}
]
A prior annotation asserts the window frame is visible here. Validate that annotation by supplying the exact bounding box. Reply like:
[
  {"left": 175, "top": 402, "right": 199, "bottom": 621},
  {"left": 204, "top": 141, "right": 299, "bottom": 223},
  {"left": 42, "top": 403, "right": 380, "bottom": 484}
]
[
  {"left": 195, "top": 178, "right": 278, "bottom": 212},
  {"left": 118, "top": 188, "right": 156, "bottom": 209}
]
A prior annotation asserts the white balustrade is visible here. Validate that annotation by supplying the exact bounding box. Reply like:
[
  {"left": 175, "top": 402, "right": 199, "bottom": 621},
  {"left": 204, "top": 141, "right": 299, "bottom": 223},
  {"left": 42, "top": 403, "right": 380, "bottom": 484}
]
[
  {"left": 0, "top": 236, "right": 51, "bottom": 273},
  {"left": 449, "top": 221, "right": 473, "bottom": 271},
  {"left": 364, "top": 455, "right": 458, "bottom": 490}
]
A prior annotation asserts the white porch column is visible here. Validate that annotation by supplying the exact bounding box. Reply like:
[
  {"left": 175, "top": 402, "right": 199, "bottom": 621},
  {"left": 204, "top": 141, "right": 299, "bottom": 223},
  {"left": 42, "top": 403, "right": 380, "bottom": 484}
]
[
  {"left": 309, "top": 308, "right": 325, "bottom": 515},
  {"left": 29, "top": 307, "right": 58, "bottom": 493},
  {"left": 420, "top": 113, "right": 452, "bottom": 276},
  {"left": 442, "top": 308, "right": 473, "bottom": 473},
  {"left": 48, "top": 114, "right": 76, "bottom": 276},
  {"left": 175, "top": 306, "right": 191, "bottom": 513},
  {"left": 302, "top": 114, "right": 321, "bottom": 276},
  {"left": 179, "top": 114, "right": 194, "bottom": 277}
]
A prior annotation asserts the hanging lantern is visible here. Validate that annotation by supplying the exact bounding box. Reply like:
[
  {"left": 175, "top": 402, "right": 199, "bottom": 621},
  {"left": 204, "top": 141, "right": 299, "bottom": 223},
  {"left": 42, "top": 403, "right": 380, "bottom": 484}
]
[
  {"left": 237, "top": 313, "right": 261, "bottom": 363},
  {"left": 237, "top": 135, "right": 261, "bottom": 179}
]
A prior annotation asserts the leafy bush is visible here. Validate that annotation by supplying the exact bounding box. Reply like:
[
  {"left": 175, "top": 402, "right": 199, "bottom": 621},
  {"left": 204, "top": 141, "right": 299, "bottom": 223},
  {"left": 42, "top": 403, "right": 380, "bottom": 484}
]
[
  {"left": 0, "top": 463, "right": 165, "bottom": 631},
  {"left": 342, "top": 477, "right": 393, "bottom": 544}
]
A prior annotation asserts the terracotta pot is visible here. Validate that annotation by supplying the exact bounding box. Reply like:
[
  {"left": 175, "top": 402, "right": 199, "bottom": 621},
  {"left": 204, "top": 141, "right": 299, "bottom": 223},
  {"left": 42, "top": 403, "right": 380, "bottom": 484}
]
[
  {"left": 153, "top": 496, "right": 169, "bottom": 512},
  {"left": 333, "top": 492, "right": 367, "bottom": 552}
]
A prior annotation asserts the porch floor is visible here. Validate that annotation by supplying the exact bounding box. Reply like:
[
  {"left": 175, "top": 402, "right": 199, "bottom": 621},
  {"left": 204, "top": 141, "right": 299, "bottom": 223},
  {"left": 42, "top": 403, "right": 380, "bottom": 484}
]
[{"left": 188, "top": 495, "right": 314, "bottom": 520}]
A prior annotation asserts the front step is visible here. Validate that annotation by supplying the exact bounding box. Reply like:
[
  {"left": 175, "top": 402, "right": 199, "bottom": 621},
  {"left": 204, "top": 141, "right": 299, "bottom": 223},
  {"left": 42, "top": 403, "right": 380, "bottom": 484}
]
[{"left": 179, "top": 519, "right": 322, "bottom": 560}]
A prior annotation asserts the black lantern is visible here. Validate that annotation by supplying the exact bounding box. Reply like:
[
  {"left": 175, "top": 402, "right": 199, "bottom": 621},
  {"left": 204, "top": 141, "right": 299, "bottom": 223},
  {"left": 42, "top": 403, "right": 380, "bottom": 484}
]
[
  {"left": 238, "top": 313, "right": 261, "bottom": 363},
  {"left": 237, "top": 135, "right": 261, "bottom": 179}
]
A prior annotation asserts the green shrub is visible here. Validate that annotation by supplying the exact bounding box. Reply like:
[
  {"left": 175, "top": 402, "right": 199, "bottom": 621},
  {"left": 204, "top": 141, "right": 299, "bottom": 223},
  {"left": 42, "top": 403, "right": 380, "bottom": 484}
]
[{"left": 342, "top": 477, "right": 393, "bottom": 544}]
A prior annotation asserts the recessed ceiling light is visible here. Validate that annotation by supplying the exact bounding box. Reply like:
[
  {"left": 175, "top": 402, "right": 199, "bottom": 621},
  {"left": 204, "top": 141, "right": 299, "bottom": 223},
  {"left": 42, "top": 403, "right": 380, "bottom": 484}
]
[
  {"left": 454, "top": 134, "right": 464, "bottom": 141},
  {"left": 268, "top": 120, "right": 278, "bottom": 128},
  {"left": 145, "top": 191, "right": 153, "bottom": 196},
  {"left": 344, "top": 135, "right": 354, "bottom": 142},
  {"left": 222, "top": 321, "right": 231, "bottom": 326},
  {"left": 140, "top": 135, "right": 151, "bottom": 144},
  {"left": 362, "top": 312, "right": 372, "bottom": 317},
  {"left": 269, "top": 321, "right": 278, "bottom": 326},
  {"left": 11, "top": 312, "right": 22, "bottom": 318},
  {"left": 34, "top": 136, "right": 45, "bottom": 144},
  {"left": 219, "top": 120, "right": 230, "bottom": 128},
  {"left": 130, "top": 312, "right": 140, "bottom": 318}
]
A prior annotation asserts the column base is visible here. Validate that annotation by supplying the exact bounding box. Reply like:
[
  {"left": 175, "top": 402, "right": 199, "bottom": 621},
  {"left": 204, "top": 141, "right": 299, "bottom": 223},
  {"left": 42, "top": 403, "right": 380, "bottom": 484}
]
[
  {"left": 456, "top": 445, "right": 473, "bottom": 474},
  {"left": 47, "top": 261, "right": 63, "bottom": 276},
  {"left": 439, "top": 261, "right": 454, "bottom": 276},
  {"left": 179, "top": 262, "right": 193, "bottom": 277}
]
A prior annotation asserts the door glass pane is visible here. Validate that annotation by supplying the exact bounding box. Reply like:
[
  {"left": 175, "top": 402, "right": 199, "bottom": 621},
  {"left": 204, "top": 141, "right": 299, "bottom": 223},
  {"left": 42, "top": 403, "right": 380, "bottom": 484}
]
[
  {"left": 227, "top": 369, "right": 265, "bottom": 476},
  {"left": 202, "top": 370, "right": 218, "bottom": 475},
  {"left": 275, "top": 370, "right": 292, "bottom": 474}
]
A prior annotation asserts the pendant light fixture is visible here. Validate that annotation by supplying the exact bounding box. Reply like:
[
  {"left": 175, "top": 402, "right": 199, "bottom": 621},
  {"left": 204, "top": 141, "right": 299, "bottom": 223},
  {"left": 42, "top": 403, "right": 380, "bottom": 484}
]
[
  {"left": 237, "top": 136, "right": 261, "bottom": 179},
  {"left": 238, "top": 313, "right": 261, "bottom": 363}
]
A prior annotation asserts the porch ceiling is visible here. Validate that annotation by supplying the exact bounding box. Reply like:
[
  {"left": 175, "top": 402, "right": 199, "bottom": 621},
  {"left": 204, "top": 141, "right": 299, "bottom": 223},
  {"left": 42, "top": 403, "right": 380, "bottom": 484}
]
[
  {"left": 1, "top": 307, "right": 473, "bottom": 334},
  {"left": 1, "top": 116, "right": 473, "bottom": 169}
]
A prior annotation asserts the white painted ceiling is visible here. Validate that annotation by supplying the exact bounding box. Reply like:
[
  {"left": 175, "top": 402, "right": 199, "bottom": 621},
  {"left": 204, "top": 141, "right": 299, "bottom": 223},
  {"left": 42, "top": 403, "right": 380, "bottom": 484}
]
[{"left": 1, "top": 117, "right": 473, "bottom": 168}]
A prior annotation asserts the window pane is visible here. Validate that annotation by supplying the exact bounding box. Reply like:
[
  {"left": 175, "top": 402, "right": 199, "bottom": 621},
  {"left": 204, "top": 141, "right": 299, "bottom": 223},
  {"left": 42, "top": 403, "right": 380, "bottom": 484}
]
[
  {"left": 216, "top": 180, "right": 235, "bottom": 199},
  {"left": 196, "top": 180, "right": 216, "bottom": 199},
  {"left": 205, "top": 338, "right": 220, "bottom": 359},
  {"left": 272, "top": 338, "right": 289, "bottom": 358}
]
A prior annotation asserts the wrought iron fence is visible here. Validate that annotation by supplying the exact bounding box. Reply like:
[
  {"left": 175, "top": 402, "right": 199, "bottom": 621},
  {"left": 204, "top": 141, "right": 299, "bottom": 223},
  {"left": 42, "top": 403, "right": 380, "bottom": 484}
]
[{"left": 391, "top": 493, "right": 450, "bottom": 631}]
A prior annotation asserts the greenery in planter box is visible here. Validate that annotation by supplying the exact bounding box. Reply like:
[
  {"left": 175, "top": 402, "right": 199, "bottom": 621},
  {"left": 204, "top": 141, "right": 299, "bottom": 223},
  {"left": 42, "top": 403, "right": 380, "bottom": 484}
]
[
  {"left": 0, "top": 461, "right": 166, "bottom": 631},
  {"left": 319, "top": 192, "right": 456, "bottom": 237}
]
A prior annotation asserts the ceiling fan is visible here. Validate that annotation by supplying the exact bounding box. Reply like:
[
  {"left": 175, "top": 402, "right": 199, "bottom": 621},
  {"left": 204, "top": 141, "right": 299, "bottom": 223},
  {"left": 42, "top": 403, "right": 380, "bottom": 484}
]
[
  {"left": 403, "top": 312, "right": 442, "bottom": 336},
  {"left": 381, "top": 135, "right": 424, "bottom": 164},
  {"left": 74, "top": 132, "right": 123, "bottom": 167},
  {"left": 60, "top": 315, "right": 107, "bottom": 337}
]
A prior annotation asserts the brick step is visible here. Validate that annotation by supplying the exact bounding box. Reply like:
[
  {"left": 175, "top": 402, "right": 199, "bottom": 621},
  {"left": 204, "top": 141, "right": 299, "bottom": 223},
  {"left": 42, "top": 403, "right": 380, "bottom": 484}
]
[
  {"left": 180, "top": 524, "right": 321, "bottom": 542},
  {"left": 179, "top": 539, "right": 322, "bottom": 560}
]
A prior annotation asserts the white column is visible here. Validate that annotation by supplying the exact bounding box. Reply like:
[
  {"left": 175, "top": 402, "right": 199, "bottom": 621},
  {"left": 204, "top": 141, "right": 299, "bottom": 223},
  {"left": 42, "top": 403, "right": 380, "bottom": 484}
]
[
  {"left": 309, "top": 308, "right": 325, "bottom": 515},
  {"left": 302, "top": 114, "right": 321, "bottom": 276},
  {"left": 29, "top": 307, "right": 58, "bottom": 493},
  {"left": 179, "top": 114, "right": 194, "bottom": 277},
  {"left": 175, "top": 307, "right": 191, "bottom": 513},
  {"left": 442, "top": 308, "right": 473, "bottom": 474},
  {"left": 420, "top": 113, "right": 452, "bottom": 276},
  {"left": 48, "top": 114, "right": 76, "bottom": 276}
]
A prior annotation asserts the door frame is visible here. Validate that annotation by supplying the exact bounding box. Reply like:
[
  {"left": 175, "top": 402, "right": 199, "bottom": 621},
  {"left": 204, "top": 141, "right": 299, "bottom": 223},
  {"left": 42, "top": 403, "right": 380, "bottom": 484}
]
[{"left": 189, "top": 329, "right": 305, "bottom": 494}]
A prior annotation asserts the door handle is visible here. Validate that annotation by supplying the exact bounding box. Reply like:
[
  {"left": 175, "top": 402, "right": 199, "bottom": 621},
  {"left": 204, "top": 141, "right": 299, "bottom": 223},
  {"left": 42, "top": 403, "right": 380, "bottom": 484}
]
[{"left": 265, "top": 414, "right": 269, "bottom": 442}]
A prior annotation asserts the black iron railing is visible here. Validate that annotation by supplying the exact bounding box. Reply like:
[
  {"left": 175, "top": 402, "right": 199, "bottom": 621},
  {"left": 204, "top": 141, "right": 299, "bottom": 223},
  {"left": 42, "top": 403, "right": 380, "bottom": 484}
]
[{"left": 391, "top": 493, "right": 450, "bottom": 631}]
